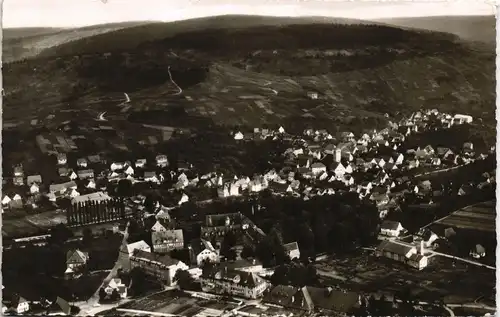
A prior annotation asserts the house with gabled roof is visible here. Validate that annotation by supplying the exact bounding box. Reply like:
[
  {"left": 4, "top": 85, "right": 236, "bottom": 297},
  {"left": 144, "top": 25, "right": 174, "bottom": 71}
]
[
  {"left": 77, "top": 158, "right": 88, "bottom": 168},
  {"left": 58, "top": 167, "right": 70, "bottom": 177},
  {"left": 463, "top": 142, "right": 474, "bottom": 152},
  {"left": 151, "top": 218, "right": 172, "bottom": 232},
  {"left": 126, "top": 240, "right": 151, "bottom": 257},
  {"left": 69, "top": 170, "right": 78, "bottom": 180},
  {"left": 376, "top": 240, "right": 428, "bottom": 270},
  {"left": 130, "top": 249, "right": 188, "bottom": 286},
  {"left": 152, "top": 229, "right": 184, "bottom": 254},
  {"left": 423, "top": 145, "right": 435, "bottom": 155},
  {"left": 29, "top": 183, "right": 40, "bottom": 195},
  {"left": 2, "top": 195, "right": 12, "bottom": 206},
  {"left": 263, "top": 285, "right": 361, "bottom": 315},
  {"left": 66, "top": 249, "right": 89, "bottom": 271},
  {"left": 380, "top": 220, "right": 404, "bottom": 237},
  {"left": 408, "top": 159, "right": 420, "bottom": 169},
  {"left": 26, "top": 175, "right": 42, "bottom": 186},
  {"left": 77, "top": 169, "right": 94, "bottom": 180},
  {"left": 233, "top": 131, "right": 244, "bottom": 140},
  {"left": 331, "top": 162, "right": 346, "bottom": 177},
  {"left": 178, "top": 193, "right": 189, "bottom": 205},
  {"left": 283, "top": 242, "right": 300, "bottom": 260},
  {"left": 144, "top": 171, "right": 159, "bottom": 183},
  {"left": 3, "top": 295, "right": 30, "bottom": 314},
  {"left": 311, "top": 162, "right": 326, "bottom": 175},
  {"left": 189, "top": 238, "right": 220, "bottom": 266},
  {"left": 135, "top": 159, "right": 147, "bottom": 168},
  {"left": 49, "top": 181, "right": 77, "bottom": 194},
  {"left": 103, "top": 278, "right": 128, "bottom": 299},
  {"left": 110, "top": 162, "right": 125, "bottom": 171},
  {"left": 57, "top": 153, "right": 67, "bottom": 165},
  {"left": 200, "top": 266, "right": 268, "bottom": 299},
  {"left": 155, "top": 155, "right": 168, "bottom": 167}
]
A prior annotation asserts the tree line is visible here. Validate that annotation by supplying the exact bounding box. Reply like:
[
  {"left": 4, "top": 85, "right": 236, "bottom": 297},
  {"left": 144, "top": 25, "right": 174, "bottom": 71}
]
[{"left": 66, "top": 199, "right": 129, "bottom": 227}]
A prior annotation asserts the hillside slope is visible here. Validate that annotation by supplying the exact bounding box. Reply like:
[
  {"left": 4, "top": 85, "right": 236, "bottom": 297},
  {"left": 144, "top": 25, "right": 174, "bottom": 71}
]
[
  {"left": 375, "top": 15, "right": 495, "bottom": 45},
  {"left": 30, "top": 15, "right": 375, "bottom": 59},
  {"left": 2, "top": 21, "right": 150, "bottom": 63},
  {"left": 3, "top": 21, "right": 495, "bottom": 132}
]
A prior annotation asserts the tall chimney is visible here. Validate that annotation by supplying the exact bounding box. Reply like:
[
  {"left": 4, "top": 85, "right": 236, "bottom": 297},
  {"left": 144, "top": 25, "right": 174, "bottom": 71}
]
[{"left": 420, "top": 240, "right": 424, "bottom": 255}]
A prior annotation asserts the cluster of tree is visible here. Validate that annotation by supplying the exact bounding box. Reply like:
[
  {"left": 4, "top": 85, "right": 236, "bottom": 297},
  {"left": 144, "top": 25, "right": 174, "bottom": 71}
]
[
  {"left": 128, "top": 267, "right": 148, "bottom": 297},
  {"left": 252, "top": 227, "right": 289, "bottom": 267},
  {"left": 159, "top": 23, "right": 458, "bottom": 53},
  {"left": 173, "top": 269, "right": 199, "bottom": 291},
  {"left": 270, "top": 262, "right": 319, "bottom": 287},
  {"left": 66, "top": 199, "right": 127, "bottom": 227},
  {"left": 219, "top": 231, "right": 238, "bottom": 261},
  {"left": 402, "top": 124, "right": 492, "bottom": 154},
  {"left": 48, "top": 223, "right": 74, "bottom": 246},
  {"left": 247, "top": 193, "right": 381, "bottom": 259}
]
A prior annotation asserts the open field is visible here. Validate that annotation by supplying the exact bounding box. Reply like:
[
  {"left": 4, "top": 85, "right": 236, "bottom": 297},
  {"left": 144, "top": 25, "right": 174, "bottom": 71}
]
[
  {"left": 2, "top": 209, "right": 67, "bottom": 239},
  {"left": 315, "top": 250, "right": 495, "bottom": 307},
  {"left": 120, "top": 290, "right": 238, "bottom": 316},
  {"left": 433, "top": 201, "right": 495, "bottom": 233}
]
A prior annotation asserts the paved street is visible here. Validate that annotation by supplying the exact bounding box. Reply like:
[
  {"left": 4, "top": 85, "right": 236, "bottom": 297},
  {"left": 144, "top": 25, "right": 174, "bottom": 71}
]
[{"left": 78, "top": 222, "right": 130, "bottom": 316}]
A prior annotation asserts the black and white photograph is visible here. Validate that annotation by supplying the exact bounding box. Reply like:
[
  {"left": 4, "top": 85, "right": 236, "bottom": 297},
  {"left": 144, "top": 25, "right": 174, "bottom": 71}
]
[{"left": 1, "top": 0, "right": 497, "bottom": 316}]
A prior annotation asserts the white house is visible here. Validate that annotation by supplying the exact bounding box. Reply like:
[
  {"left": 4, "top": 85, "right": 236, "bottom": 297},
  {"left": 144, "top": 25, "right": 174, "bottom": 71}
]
[
  {"left": 229, "top": 183, "right": 240, "bottom": 196},
  {"left": 394, "top": 153, "right": 404, "bottom": 165},
  {"left": 69, "top": 171, "right": 78, "bottom": 180},
  {"left": 104, "top": 278, "right": 128, "bottom": 299},
  {"left": 234, "top": 131, "right": 244, "bottom": 140},
  {"left": 125, "top": 166, "right": 135, "bottom": 176},
  {"left": 30, "top": 183, "right": 40, "bottom": 195},
  {"left": 311, "top": 162, "right": 326, "bottom": 175},
  {"left": 86, "top": 179, "right": 96, "bottom": 189},
  {"left": 70, "top": 189, "right": 80, "bottom": 198},
  {"left": 126, "top": 240, "right": 151, "bottom": 257},
  {"left": 408, "top": 160, "right": 420, "bottom": 169},
  {"left": 151, "top": 220, "right": 171, "bottom": 232},
  {"left": 189, "top": 239, "right": 220, "bottom": 266},
  {"left": 332, "top": 163, "right": 346, "bottom": 177},
  {"left": 307, "top": 91, "right": 318, "bottom": 99},
  {"left": 135, "top": 159, "right": 147, "bottom": 168},
  {"left": 77, "top": 158, "right": 88, "bottom": 168},
  {"left": 178, "top": 193, "right": 189, "bottom": 205},
  {"left": 8, "top": 297, "right": 30, "bottom": 314},
  {"left": 111, "top": 162, "right": 125, "bottom": 171},
  {"left": 144, "top": 172, "right": 159, "bottom": 183},
  {"left": 380, "top": 220, "right": 404, "bottom": 237},
  {"left": 57, "top": 153, "right": 67, "bottom": 165},
  {"left": 376, "top": 240, "right": 428, "bottom": 270},
  {"left": 453, "top": 114, "right": 473, "bottom": 124},
  {"left": 77, "top": 169, "right": 94, "bottom": 180},
  {"left": 278, "top": 126, "right": 285, "bottom": 134},
  {"left": 2, "top": 195, "right": 12, "bottom": 205},
  {"left": 156, "top": 155, "right": 169, "bottom": 167}
]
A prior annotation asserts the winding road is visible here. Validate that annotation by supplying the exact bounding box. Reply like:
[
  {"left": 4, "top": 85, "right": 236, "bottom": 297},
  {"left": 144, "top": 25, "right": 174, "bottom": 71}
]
[{"left": 167, "top": 66, "right": 183, "bottom": 95}]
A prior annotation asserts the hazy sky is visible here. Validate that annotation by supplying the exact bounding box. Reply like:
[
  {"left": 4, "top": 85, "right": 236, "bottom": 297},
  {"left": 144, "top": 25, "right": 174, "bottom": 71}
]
[{"left": 3, "top": 0, "right": 496, "bottom": 28}]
